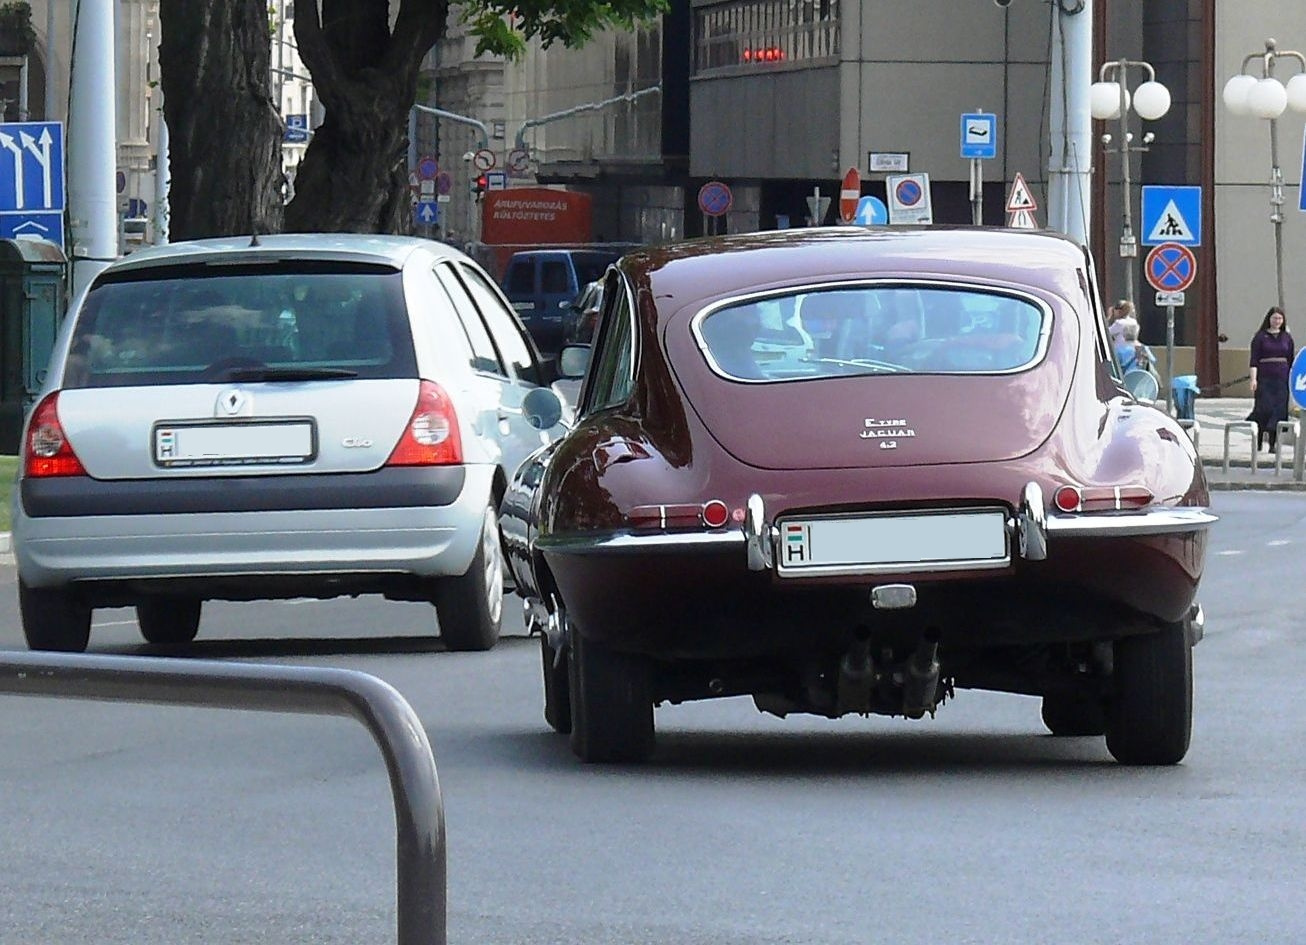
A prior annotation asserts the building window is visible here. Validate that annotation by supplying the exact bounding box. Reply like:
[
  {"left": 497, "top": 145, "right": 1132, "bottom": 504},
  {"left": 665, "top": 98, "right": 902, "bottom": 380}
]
[{"left": 692, "top": 0, "right": 840, "bottom": 76}]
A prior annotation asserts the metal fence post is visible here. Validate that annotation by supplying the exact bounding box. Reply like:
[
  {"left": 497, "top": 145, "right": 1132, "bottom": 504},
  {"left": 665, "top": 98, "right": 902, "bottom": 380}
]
[{"left": 0, "top": 651, "right": 446, "bottom": 945}]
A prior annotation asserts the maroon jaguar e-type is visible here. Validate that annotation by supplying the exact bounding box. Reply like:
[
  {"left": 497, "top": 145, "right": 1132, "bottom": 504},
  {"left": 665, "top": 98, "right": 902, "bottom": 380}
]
[{"left": 504, "top": 227, "right": 1214, "bottom": 766}]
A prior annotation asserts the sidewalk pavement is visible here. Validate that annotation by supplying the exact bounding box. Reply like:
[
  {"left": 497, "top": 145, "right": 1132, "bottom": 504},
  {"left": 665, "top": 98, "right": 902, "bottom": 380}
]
[{"left": 1187, "top": 395, "right": 1306, "bottom": 491}]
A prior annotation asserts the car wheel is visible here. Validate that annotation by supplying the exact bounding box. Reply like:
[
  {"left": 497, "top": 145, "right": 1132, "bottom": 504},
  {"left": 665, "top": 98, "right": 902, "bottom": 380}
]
[
  {"left": 1105, "top": 619, "right": 1193, "bottom": 765},
  {"left": 568, "top": 629, "right": 654, "bottom": 763},
  {"left": 136, "top": 598, "right": 202, "bottom": 645},
  {"left": 1040, "top": 693, "right": 1106, "bottom": 737},
  {"left": 18, "top": 579, "right": 92, "bottom": 653},
  {"left": 541, "top": 630, "right": 572, "bottom": 734},
  {"left": 435, "top": 504, "right": 504, "bottom": 652}
]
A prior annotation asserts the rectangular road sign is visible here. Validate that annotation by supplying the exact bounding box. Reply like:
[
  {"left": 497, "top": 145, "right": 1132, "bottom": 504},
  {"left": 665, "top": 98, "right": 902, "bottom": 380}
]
[
  {"left": 1156, "top": 290, "right": 1186, "bottom": 307},
  {"left": 0, "top": 121, "right": 66, "bottom": 248},
  {"left": 1141, "top": 185, "right": 1201, "bottom": 246},
  {"left": 414, "top": 200, "right": 438, "bottom": 226},
  {"left": 960, "top": 112, "right": 997, "bottom": 160}
]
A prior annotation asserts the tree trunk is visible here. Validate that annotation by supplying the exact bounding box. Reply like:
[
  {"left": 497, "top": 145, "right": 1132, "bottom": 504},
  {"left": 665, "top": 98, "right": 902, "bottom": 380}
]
[
  {"left": 284, "top": 0, "right": 445, "bottom": 233},
  {"left": 282, "top": 77, "right": 413, "bottom": 233},
  {"left": 158, "top": 0, "right": 284, "bottom": 240}
]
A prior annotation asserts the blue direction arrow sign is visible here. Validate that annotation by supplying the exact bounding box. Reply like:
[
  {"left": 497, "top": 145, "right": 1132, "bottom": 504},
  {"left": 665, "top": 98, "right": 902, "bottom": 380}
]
[
  {"left": 414, "top": 199, "right": 438, "bottom": 226},
  {"left": 1291, "top": 348, "right": 1306, "bottom": 411},
  {"left": 960, "top": 112, "right": 997, "bottom": 160},
  {"left": 0, "top": 121, "right": 66, "bottom": 248},
  {"left": 853, "top": 195, "right": 888, "bottom": 225}
]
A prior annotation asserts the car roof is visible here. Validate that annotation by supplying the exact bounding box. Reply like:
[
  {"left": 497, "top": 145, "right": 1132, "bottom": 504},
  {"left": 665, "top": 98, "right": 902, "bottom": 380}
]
[
  {"left": 101, "top": 233, "right": 470, "bottom": 275},
  {"left": 624, "top": 227, "right": 1090, "bottom": 318}
]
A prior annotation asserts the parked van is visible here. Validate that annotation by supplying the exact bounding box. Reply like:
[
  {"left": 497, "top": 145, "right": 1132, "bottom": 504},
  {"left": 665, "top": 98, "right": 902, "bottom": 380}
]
[{"left": 500, "top": 249, "right": 620, "bottom": 353}]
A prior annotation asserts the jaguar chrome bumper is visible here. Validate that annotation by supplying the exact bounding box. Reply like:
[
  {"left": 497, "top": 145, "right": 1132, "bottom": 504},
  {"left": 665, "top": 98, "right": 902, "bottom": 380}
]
[{"left": 1015, "top": 481, "right": 1217, "bottom": 562}]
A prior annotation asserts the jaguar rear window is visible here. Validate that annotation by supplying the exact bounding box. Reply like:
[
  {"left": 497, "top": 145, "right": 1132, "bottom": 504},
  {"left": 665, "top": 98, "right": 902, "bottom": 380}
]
[
  {"left": 65, "top": 262, "right": 416, "bottom": 388},
  {"left": 694, "top": 283, "right": 1049, "bottom": 381}
]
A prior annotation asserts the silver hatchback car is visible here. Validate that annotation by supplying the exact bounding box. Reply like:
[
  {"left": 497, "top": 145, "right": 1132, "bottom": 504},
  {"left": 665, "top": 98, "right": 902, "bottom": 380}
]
[{"left": 12, "top": 234, "right": 566, "bottom": 653}]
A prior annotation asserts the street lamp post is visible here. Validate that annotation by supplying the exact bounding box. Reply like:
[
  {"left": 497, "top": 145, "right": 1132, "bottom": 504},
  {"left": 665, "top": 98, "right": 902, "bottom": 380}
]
[
  {"left": 1222, "top": 39, "right": 1306, "bottom": 313},
  {"left": 1090, "top": 60, "right": 1172, "bottom": 318}
]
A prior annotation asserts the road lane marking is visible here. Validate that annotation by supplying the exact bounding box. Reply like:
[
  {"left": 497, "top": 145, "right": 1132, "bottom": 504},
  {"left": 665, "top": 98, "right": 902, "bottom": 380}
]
[{"left": 1215, "top": 549, "right": 1244, "bottom": 556}]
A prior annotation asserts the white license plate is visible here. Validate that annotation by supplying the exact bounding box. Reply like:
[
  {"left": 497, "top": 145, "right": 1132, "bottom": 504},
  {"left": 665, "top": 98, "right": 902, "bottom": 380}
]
[
  {"left": 154, "top": 421, "right": 316, "bottom": 467},
  {"left": 775, "top": 508, "right": 1009, "bottom": 576}
]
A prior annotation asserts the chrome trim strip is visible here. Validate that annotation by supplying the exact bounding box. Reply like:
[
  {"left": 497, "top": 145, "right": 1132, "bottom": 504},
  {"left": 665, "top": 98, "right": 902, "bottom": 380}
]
[
  {"left": 1045, "top": 507, "right": 1217, "bottom": 537},
  {"left": 536, "top": 530, "right": 745, "bottom": 556},
  {"left": 776, "top": 556, "right": 1011, "bottom": 578}
]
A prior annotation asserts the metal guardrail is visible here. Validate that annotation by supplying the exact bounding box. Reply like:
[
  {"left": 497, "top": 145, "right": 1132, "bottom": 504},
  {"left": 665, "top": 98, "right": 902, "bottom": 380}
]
[{"left": 0, "top": 651, "right": 446, "bottom": 945}]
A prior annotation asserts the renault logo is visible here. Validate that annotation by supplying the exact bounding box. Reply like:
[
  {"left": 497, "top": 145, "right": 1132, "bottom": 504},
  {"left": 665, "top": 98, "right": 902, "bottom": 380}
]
[{"left": 217, "top": 389, "right": 249, "bottom": 416}]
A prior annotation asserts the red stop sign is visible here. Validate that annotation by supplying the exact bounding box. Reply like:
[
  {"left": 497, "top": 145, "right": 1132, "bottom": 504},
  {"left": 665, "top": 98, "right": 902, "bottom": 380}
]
[{"left": 839, "top": 167, "right": 862, "bottom": 223}]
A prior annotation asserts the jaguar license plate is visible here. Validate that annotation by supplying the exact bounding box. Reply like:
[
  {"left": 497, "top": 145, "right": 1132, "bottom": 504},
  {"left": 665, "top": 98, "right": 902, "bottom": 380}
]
[
  {"left": 153, "top": 420, "right": 316, "bottom": 468},
  {"left": 775, "top": 508, "right": 1009, "bottom": 576}
]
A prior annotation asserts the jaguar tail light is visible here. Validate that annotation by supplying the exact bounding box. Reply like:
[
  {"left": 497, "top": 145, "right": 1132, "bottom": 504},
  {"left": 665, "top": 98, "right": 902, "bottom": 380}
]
[
  {"left": 1053, "top": 484, "right": 1153, "bottom": 513},
  {"left": 23, "top": 392, "right": 87, "bottom": 478},
  {"left": 386, "top": 380, "right": 463, "bottom": 466},
  {"left": 629, "top": 499, "right": 732, "bottom": 530}
]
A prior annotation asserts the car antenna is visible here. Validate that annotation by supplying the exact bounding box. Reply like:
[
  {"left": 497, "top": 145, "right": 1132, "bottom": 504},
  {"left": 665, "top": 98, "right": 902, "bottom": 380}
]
[{"left": 249, "top": 225, "right": 261, "bottom": 247}]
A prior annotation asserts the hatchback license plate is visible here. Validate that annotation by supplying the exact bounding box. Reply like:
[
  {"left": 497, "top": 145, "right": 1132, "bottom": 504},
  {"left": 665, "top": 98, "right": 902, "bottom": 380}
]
[
  {"left": 154, "top": 420, "right": 316, "bottom": 467},
  {"left": 776, "top": 508, "right": 1009, "bottom": 576}
]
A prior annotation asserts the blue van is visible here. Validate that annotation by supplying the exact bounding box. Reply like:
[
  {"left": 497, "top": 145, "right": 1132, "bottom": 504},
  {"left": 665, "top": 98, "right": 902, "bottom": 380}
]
[{"left": 500, "top": 249, "right": 620, "bottom": 354}]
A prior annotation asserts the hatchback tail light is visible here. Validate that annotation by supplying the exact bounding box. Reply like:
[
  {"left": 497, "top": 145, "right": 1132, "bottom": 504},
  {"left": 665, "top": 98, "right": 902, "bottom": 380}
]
[
  {"left": 385, "top": 380, "right": 463, "bottom": 466},
  {"left": 24, "top": 392, "right": 87, "bottom": 478}
]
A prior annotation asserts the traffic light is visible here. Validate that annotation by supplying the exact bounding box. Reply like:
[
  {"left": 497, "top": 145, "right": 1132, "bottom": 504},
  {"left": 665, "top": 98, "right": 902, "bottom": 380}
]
[{"left": 472, "top": 174, "right": 488, "bottom": 200}]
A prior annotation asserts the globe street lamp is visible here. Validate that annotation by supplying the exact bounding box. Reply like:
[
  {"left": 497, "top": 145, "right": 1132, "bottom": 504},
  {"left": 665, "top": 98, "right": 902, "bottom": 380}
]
[
  {"left": 1222, "top": 39, "right": 1306, "bottom": 312},
  {"left": 1090, "top": 60, "right": 1172, "bottom": 317}
]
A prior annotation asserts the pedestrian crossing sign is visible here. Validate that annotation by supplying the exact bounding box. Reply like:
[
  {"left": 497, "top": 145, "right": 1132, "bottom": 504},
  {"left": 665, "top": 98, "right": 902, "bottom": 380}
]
[{"left": 1141, "top": 185, "right": 1201, "bottom": 247}]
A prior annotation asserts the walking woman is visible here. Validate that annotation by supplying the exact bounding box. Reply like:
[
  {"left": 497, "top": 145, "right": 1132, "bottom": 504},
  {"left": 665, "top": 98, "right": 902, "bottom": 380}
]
[{"left": 1248, "top": 305, "right": 1295, "bottom": 451}]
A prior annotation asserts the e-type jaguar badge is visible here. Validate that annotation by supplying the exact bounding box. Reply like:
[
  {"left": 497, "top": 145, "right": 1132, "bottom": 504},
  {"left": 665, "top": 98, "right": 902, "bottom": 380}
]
[{"left": 861, "top": 418, "right": 916, "bottom": 449}]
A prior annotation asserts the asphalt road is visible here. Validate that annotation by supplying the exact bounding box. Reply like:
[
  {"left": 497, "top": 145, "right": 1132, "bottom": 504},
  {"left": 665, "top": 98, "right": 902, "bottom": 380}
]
[{"left": 1, "top": 491, "right": 1304, "bottom": 944}]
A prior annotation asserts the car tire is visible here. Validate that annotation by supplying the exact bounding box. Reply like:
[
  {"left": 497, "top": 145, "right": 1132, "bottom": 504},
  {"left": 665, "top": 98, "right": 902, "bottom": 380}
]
[
  {"left": 435, "top": 503, "right": 504, "bottom": 652},
  {"left": 568, "top": 629, "right": 654, "bottom": 763},
  {"left": 1040, "top": 693, "right": 1106, "bottom": 737},
  {"left": 18, "top": 579, "right": 92, "bottom": 653},
  {"left": 1105, "top": 620, "right": 1193, "bottom": 765},
  {"left": 541, "top": 630, "right": 572, "bottom": 734},
  {"left": 136, "top": 598, "right": 202, "bottom": 645}
]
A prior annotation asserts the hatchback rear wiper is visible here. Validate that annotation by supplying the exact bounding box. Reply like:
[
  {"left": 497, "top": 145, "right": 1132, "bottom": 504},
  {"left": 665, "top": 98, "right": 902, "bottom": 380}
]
[{"left": 223, "top": 366, "right": 360, "bottom": 382}]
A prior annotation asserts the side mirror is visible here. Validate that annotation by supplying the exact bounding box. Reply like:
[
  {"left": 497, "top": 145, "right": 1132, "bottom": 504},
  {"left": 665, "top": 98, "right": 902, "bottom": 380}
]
[
  {"left": 522, "top": 386, "right": 564, "bottom": 430},
  {"left": 558, "top": 343, "right": 591, "bottom": 379}
]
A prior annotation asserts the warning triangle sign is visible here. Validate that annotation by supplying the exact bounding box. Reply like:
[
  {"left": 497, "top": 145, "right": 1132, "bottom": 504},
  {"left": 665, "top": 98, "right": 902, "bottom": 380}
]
[
  {"left": 1008, "top": 208, "right": 1038, "bottom": 230},
  {"left": 1006, "top": 172, "right": 1038, "bottom": 212},
  {"left": 1146, "top": 199, "right": 1196, "bottom": 243}
]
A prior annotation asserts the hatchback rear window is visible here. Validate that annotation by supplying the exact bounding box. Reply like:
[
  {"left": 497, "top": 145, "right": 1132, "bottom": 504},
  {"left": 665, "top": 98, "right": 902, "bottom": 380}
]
[
  {"left": 65, "top": 262, "right": 416, "bottom": 388},
  {"left": 695, "top": 284, "right": 1049, "bottom": 381}
]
